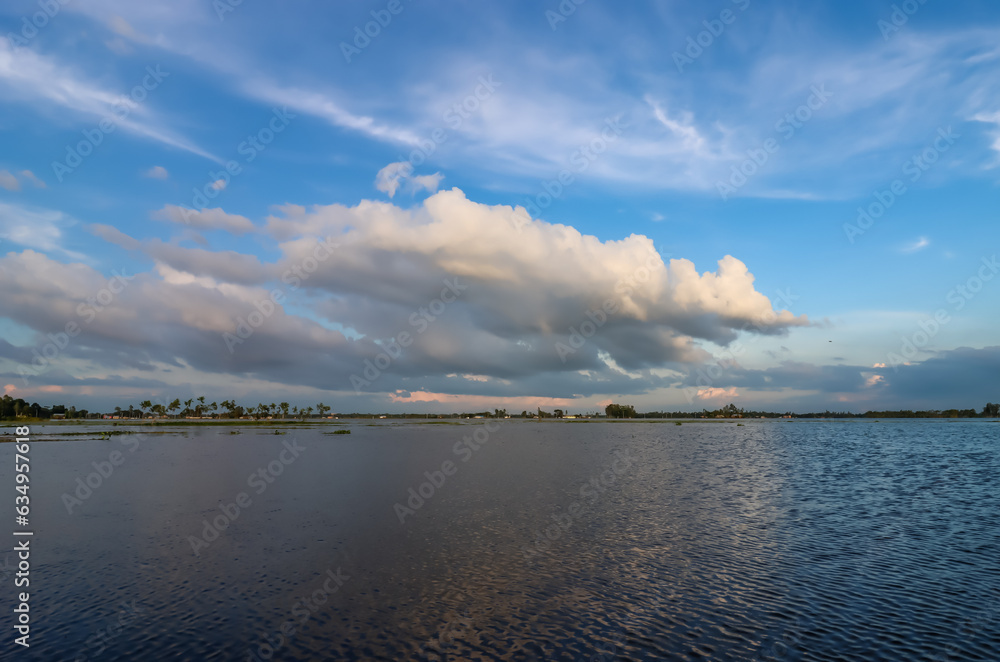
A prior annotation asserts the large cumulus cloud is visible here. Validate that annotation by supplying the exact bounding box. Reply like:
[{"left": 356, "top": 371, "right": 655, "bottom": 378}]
[{"left": 0, "top": 188, "right": 807, "bottom": 401}]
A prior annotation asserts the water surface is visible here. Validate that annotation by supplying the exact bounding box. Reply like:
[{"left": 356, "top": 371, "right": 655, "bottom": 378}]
[{"left": 1, "top": 419, "right": 998, "bottom": 660}]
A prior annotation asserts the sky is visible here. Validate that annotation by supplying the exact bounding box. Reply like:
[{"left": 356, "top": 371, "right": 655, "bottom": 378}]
[{"left": 0, "top": 0, "right": 998, "bottom": 414}]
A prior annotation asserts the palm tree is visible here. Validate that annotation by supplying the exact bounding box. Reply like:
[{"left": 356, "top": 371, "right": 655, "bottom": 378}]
[
  {"left": 280, "top": 402, "right": 290, "bottom": 419},
  {"left": 305, "top": 406, "right": 314, "bottom": 418},
  {"left": 139, "top": 400, "right": 152, "bottom": 418}
]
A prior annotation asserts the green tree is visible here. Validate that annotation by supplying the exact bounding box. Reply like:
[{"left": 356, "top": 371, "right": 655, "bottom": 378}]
[{"left": 605, "top": 403, "right": 636, "bottom": 418}]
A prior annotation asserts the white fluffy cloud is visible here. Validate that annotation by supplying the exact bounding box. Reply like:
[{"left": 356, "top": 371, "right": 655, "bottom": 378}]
[
  {"left": 375, "top": 162, "right": 412, "bottom": 197},
  {"left": 375, "top": 162, "right": 443, "bottom": 198},
  {"left": 410, "top": 172, "right": 444, "bottom": 195},
  {"left": 0, "top": 189, "right": 807, "bottom": 401}
]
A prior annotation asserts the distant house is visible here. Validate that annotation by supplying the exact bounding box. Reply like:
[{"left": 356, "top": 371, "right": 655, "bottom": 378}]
[{"left": 51, "top": 413, "right": 66, "bottom": 419}]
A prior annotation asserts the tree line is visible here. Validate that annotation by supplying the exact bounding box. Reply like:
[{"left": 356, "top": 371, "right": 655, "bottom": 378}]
[
  {"left": 2, "top": 395, "right": 999, "bottom": 421},
  {"left": 0, "top": 395, "right": 333, "bottom": 421}
]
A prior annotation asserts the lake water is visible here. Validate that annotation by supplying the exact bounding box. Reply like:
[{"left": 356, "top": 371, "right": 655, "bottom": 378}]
[{"left": 1, "top": 419, "right": 998, "bottom": 660}]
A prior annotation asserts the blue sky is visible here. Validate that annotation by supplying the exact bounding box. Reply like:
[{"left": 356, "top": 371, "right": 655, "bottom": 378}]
[{"left": 1, "top": 0, "right": 998, "bottom": 413}]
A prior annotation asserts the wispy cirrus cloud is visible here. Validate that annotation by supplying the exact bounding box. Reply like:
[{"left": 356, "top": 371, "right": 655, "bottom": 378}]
[
  {"left": 240, "top": 81, "right": 423, "bottom": 147},
  {"left": 0, "top": 37, "right": 217, "bottom": 162},
  {"left": 0, "top": 202, "right": 89, "bottom": 261},
  {"left": 901, "top": 236, "right": 930, "bottom": 253}
]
